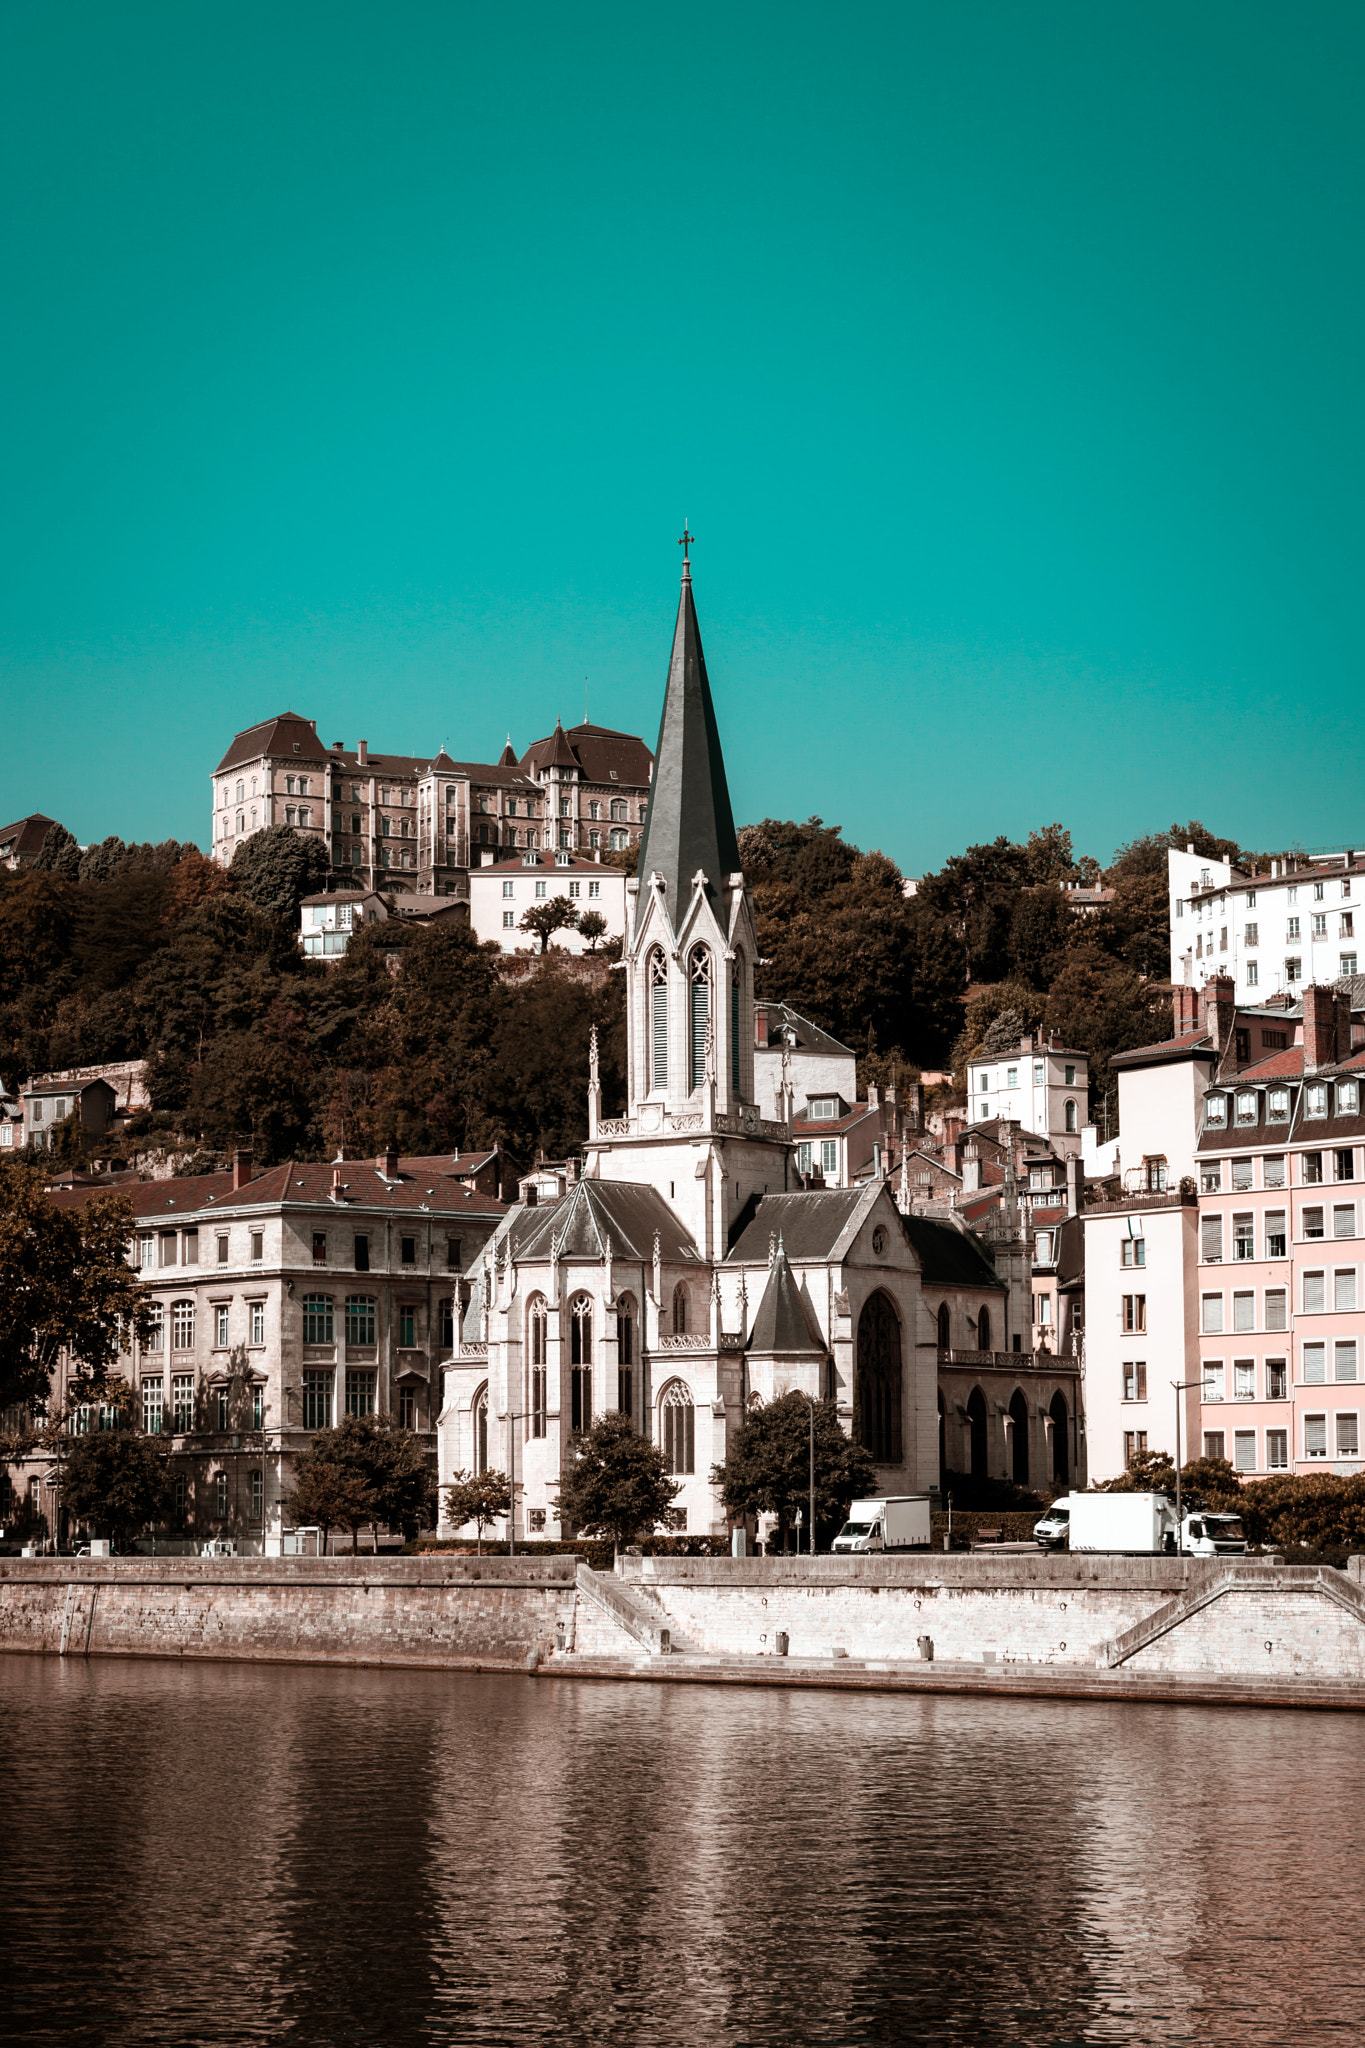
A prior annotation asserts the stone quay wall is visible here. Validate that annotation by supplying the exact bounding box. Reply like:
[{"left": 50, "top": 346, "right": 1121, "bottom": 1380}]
[
  {"left": 4, "top": 1553, "right": 1365, "bottom": 1702},
  {"left": 0, "top": 1556, "right": 577, "bottom": 1671}
]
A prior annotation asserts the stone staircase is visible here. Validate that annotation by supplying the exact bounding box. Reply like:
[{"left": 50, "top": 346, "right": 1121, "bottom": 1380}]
[
  {"left": 1102, "top": 1564, "right": 1365, "bottom": 1669},
  {"left": 573, "top": 1564, "right": 700, "bottom": 1656}
]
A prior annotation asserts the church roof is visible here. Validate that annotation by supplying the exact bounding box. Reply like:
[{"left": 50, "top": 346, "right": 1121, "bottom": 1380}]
[
  {"left": 509, "top": 1178, "right": 702, "bottom": 1265},
  {"left": 726, "top": 1188, "right": 869, "bottom": 1263},
  {"left": 746, "top": 1245, "right": 827, "bottom": 1356},
  {"left": 899, "top": 1212, "right": 1005, "bottom": 1291},
  {"left": 634, "top": 565, "right": 740, "bottom": 931}
]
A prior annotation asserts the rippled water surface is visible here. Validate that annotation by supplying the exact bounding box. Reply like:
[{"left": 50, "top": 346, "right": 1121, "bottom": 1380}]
[{"left": 2, "top": 1655, "right": 1363, "bottom": 2046}]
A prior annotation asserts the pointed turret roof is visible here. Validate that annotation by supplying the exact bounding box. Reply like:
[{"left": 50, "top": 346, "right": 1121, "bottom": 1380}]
[
  {"left": 634, "top": 561, "right": 740, "bottom": 929},
  {"left": 499, "top": 737, "right": 519, "bottom": 767},
  {"left": 746, "top": 1242, "right": 827, "bottom": 1356}
]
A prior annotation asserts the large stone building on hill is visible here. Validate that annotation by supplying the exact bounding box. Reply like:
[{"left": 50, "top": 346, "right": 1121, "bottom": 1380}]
[
  {"left": 438, "top": 555, "right": 1085, "bottom": 1540},
  {"left": 209, "top": 714, "right": 652, "bottom": 898}
]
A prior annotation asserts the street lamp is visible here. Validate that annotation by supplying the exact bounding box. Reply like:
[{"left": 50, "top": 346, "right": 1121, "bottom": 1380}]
[
  {"left": 1171, "top": 1378, "right": 1202, "bottom": 1544},
  {"left": 502, "top": 1410, "right": 532, "bottom": 1557}
]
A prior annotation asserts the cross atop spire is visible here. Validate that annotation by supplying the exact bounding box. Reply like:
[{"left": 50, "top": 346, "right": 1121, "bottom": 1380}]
[{"left": 678, "top": 520, "right": 695, "bottom": 575}]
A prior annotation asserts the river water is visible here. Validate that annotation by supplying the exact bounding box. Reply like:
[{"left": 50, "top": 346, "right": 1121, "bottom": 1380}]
[{"left": 2, "top": 1656, "right": 1362, "bottom": 2047}]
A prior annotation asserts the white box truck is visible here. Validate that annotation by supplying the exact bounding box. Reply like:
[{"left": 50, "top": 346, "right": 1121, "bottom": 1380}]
[
  {"left": 832, "top": 1496, "right": 932, "bottom": 1553},
  {"left": 1035, "top": 1493, "right": 1247, "bottom": 1556}
]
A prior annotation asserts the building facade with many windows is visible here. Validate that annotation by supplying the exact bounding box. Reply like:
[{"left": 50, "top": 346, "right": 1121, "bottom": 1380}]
[
  {"left": 22, "top": 1153, "right": 504, "bottom": 1549},
  {"left": 1170, "top": 843, "right": 1362, "bottom": 1005}
]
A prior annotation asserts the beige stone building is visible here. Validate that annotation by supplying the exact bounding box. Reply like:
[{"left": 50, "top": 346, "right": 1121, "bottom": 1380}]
[
  {"left": 13, "top": 1150, "right": 504, "bottom": 1551},
  {"left": 210, "top": 714, "right": 652, "bottom": 900}
]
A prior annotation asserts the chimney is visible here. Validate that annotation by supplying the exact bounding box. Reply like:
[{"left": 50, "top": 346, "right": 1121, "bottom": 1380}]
[
  {"left": 1303, "top": 985, "right": 1349, "bottom": 1071},
  {"left": 358, "top": 740, "right": 369, "bottom": 766},
  {"left": 1065, "top": 1153, "right": 1083, "bottom": 1218},
  {"left": 1173, "top": 983, "right": 1199, "bottom": 1036},
  {"left": 867, "top": 1084, "right": 879, "bottom": 1110},
  {"left": 755, "top": 1006, "right": 769, "bottom": 1048},
  {"left": 525, "top": 1184, "right": 538, "bottom": 1207},
  {"left": 1201, "top": 973, "right": 1236, "bottom": 1056},
  {"left": 378, "top": 1146, "right": 398, "bottom": 1178},
  {"left": 962, "top": 1140, "right": 982, "bottom": 1193},
  {"left": 1186, "top": 842, "right": 1195, "bottom": 855},
  {"left": 233, "top": 1149, "right": 253, "bottom": 1191}
]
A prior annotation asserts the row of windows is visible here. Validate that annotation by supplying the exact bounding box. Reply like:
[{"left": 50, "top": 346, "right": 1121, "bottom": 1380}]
[
  {"left": 468, "top": 1373, "right": 697, "bottom": 1476},
  {"left": 1203, "top": 1346, "right": 1360, "bottom": 1395},
  {"left": 975, "top": 1061, "right": 1079, "bottom": 1090},
  {"left": 1200, "top": 1154, "right": 1355, "bottom": 1192},
  {"left": 1207, "top": 1089, "right": 1359, "bottom": 1130},
  {"left": 1201, "top": 1205, "right": 1359, "bottom": 1261},
  {"left": 1200, "top": 1273, "right": 1360, "bottom": 1329},
  {"left": 1194, "top": 915, "right": 1354, "bottom": 947},
  {"left": 501, "top": 878, "right": 603, "bottom": 900},
  {"left": 137, "top": 1375, "right": 264, "bottom": 1434},
  {"left": 1184, "top": 876, "right": 1353, "bottom": 912},
  {"left": 1203, "top": 1419, "right": 1356, "bottom": 1468},
  {"left": 139, "top": 1228, "right": 265, "bottom": 1269},
  {"left": 300, "top": 1294, "right": 457, "bottom": 1348},
  {"left": 647, "top": 947, "right": 743, "bottom": 1096}
]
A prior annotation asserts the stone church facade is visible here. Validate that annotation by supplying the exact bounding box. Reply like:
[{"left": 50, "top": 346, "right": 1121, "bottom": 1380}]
[{"left": 437, "top": 555, "right": 1081, "bottom": 1538}]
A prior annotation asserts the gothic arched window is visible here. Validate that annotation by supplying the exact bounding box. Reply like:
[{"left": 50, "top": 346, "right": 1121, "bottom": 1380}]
[
  {"left": 937, "top": 1302, "right": 951, "bottom": 1353},
  {"left": 855, "top": 1290, "right": 903, "bottom": 1464},
  {"left": 978, "top": 1304, "right": 992, "bottom": 1353},
  {"left": 528, "top": 1296, "right": 547, "bottom": 1439},
  {"left": 649, "top": 950, "right": 668, "bottom": 1091},
  {"left": 616, "top": 1294, "right": 636, "bottom": 1421},
  {"left": 730, "top": 951, "right": 743, "bottom": 1095},
  {"left": 672, "top": 1283, "right": 689, "bottom": 1335},
  {"left": 689, "top": 947, "right": 711, "bottom": 1092},
  {"left": 473, "top": 1384, "right": 489, "bottom": 1474},
  {"left": 662, "top": 1381, "right": 695, "bottom": 1475},
  {"left": 570, "top": 1294, "right": 592, "bottom": 1432},
  {"left": 1065, "top": 1099, "right": 1077, "bottom": 1133}
]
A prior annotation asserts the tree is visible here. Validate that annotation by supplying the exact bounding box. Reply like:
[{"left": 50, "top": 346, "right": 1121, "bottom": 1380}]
[
  {"left": 229, "top": 823, "right": 331, "bottom": 917},
  {"left": 711, "top": 1393, "right": 877, "bottom": 1552},
  {"left": 444, "top": 1468, "right": 513, "bottom": 1552},
  {"left": 365, "top": 1415, "right": 438, "bottom": 1541},
  {"left": 519, "top": 896, "right": 580, "bottom": 953},
  {"left": 62, "top": 1423, "right": 172, "bottom": 1548},
  {"left": 284, "top": 1454, "right": 376, "bottom": 1554},
  {"left": 578, "top": 909, "right": 609, "bottom": 951},
  {"left": 0, "top": 1161, "right": 155, "bottom": 1413},
  {"left": 555, "top": 1412, "right": 679, "bottom": 1550},
  {"left": 33, "top": 821, "right": 81, "bottom": 877}
]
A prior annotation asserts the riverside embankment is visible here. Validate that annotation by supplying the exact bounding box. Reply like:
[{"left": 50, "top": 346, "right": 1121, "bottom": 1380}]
[{"left": 5, "top": 1551, "right": 1365, "bottom": 1707}]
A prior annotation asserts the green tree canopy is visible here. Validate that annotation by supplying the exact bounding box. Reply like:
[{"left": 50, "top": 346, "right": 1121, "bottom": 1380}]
[
  {"left": 555, "top": 1411, "right": 679, "bottom": 1550},
  {"left": 711, "top": 1392, "right": 877, "bottom": 1551},
  {"left": 0, "top": 1162, "right": 154, "bottom": 1412},
  {"left": 519, "top": 895, "right": 580, "bottom": 953},
  {"left": 444, "top": 1467, "right": 513, "bottom": 1552},
  {"left": 229, "top": 824, "right": 331, "bottom": 917},
  {"left": 62, "top": 1423, "right": 172, "bottom": 1547}
]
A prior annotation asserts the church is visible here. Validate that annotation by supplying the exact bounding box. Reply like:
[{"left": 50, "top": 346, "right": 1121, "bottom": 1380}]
[{"left": 437, "top": 550, "right": 1069, "bottom": 1538}]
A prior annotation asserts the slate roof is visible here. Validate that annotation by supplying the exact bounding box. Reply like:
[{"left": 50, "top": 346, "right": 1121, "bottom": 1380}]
[
  {"left": 1110, "top": 1030, "right": 1216, "bottom": 1069},
  {"left": 746, "top": 1246, "right": 828, "bottom": 1356},
  {"left": 214, "top": 713, "right": 544, "bottom": 790},
  {"left": 755, "top": 1002, "right": 854, "bottom": 1060},
  {"left": 520, "top": 721, "right": 653, "bottom": 790},
  {"left": 507, "top": 1178, "right": 702, "bottom": 1265},
  {"left": 46, "top": 1160, "right": 506, "bottom": 1221},
  {"left": 725, "top": 1189, "right": 868, "bottom": 1264},
  {"left": 899, "top": 1213, "right": 1005, "bottom": 1292},
  {"left": 0, "top": 814, "right": 57, "bottom": 861},
  {"left": 215, "top": 715, "right": 329, "bottom": 773},
  {"left": 633, "top": 569, "right": 740, "bottom": 930}
]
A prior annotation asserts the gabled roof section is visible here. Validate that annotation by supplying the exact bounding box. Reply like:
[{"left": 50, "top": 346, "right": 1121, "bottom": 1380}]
[
  {"left": 899, "top": 1213, "right": 1005, "bottom": 1291},
  {"left": 1110, "top": 1029, "right": 1216, "bottom": 1071},
  {"left": 0, "top": 814, "right": 57, "bottom": 859},
  {"left": 1227, "top": 1048, "right": 1304, "bottom": 1081},
  {"left": 756, "top": 1002, "right": 854, "bottom": 1060},
  {"left": 634, "top": 567, "right": 740, "bottom": 932},
  {"left": 725, "top": 1188, "right": 868, "bottom": 1264},
  {"left": 508, "top": 1179, "right": 701, "bottom": 1265},
  {"left": 215, "top": 714, "right": 329, "bottom": 774},
  {"left": 746, "top": 1245, "right": 827, "bottom": 1355}
]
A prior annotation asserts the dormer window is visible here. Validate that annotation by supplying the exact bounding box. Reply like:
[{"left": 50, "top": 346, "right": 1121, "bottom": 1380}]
[
  {"left": 1206, "top": 1096, "right": 1227, "bottom": 1127},
  {"left": 1339, "top": 1080, "right": 1360, "bottom": 1115},
  {"left": 810, "top": 1098, "right": 839, "bottom": 1120},
  {"left": 1305, "top": 1083, "right": 1328, "bottom": 1120},
  {"left": 555, "top": 852, "right": 571, "bottom": 867},
  {"left": 1267, "top": 1087, "right": 1290, "bottom": 1122},
  {"left": 1235, "top": 1091, "right": 1257, "bottom": 1125}
]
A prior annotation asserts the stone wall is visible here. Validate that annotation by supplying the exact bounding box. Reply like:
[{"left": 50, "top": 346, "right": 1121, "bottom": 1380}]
[{"left": 0, "top": 1556, "right": 577, "bottom": 1671}]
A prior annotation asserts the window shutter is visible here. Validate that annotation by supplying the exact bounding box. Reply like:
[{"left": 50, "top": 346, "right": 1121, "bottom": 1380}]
[
  {"left": 690, "top": 974, "right": 709, "bottom": 1092},
  {"left": 1305, "top": 1415, "right": 1327, "bottom": 1456},
  {"left": 651, "top": 978, "right": 668, "bottom": 1090},
  {"left": 1304, "top": 1343, "right": 1326, "bottom": 1384},
  {"left": 1304, "top": 1273, "right": 1325, "bottom": 1313},
  {"left": 1201, "top": 1215, "right": 1223, "bottom": 1263},
  {"left": 731, "top": 980, "right": 740, "bottom": 1094}
]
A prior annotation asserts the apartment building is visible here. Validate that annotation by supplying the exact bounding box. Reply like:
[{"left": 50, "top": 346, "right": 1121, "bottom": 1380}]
[
  {"left": 752, "top": 1004, "right": 857, "bottom": 1124},
  {"left": 1194, "top": 986, "right": 1365, "bottom": 1478},
  {"left": 1170, "top": 842, "right": 1362, "bottom": 1005},
  {"left": 211, "top": 713, "right": 652, "bottom": 899},
  {"left": 965, "top": 1036, "right": 1089, "bottom": 1156},
  {"left": 18, "top": 1151, "right": 504, "bottom": 1551},
  {"left": 467, "top": 852, "right": 628, "bottom": 953}
]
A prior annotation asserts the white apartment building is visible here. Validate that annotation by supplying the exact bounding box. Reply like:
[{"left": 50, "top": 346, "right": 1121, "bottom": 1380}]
[
  {"left": 468, "top": 853, "right": 627, "bottom": 954},
  {"left": 966, "top": 1036, "right": 1089, "bottom": 1156},
  {"left": 1169, "top": 844, "right": 1361, "bottom": 1005}
]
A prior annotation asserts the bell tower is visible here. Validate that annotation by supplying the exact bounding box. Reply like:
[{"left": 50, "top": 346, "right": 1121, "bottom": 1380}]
[{"left": 584, "top": 536, "right": 793, "bottom": 1257}]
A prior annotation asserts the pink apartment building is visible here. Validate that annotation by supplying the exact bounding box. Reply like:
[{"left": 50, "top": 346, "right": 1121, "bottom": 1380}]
[{"left": 1196, "top": 986, "right": 1365, "bottom": 1477}]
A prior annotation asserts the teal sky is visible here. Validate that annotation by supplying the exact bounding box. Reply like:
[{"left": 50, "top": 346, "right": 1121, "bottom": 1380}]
[{"left": 4, "top": 2, "right": 1363, "bottom": 872}]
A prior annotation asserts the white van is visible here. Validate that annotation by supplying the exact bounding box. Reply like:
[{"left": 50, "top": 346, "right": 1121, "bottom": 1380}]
[{"left": 201, "top": 1538, "right": 238, "bottom": 1558}]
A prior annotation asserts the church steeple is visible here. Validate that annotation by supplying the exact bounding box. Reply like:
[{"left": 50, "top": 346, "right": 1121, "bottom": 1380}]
[{"left": 634, "top": 536, "right": 740, "bottom": 931}]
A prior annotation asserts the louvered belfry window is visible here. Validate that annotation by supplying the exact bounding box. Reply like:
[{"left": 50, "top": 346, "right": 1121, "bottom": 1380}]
[
  {"left": 650, "top": 951, "right": 668, "bottom": 1090},
  {"left": 730, "top": 974, "right": 741, "bottom": 1095},
  {"left": 689, "top": 947, "right": 711, "bottom": 1092}
]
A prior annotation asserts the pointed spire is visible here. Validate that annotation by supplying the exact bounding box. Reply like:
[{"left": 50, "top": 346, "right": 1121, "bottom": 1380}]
[
  {"left": 499, "top": 735, "right": 518, "bottom": 767},
  {"left": 634, "top": 542, "right": 740, "bottom": 930},
  {"left": 746, "top": 1240, "right": 827, "bottom": 1357}
]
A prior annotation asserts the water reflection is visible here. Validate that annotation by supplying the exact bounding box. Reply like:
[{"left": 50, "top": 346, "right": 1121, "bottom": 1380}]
[{"left": 2, "top": 1655, "right": 1362, "bottom": 2045}]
